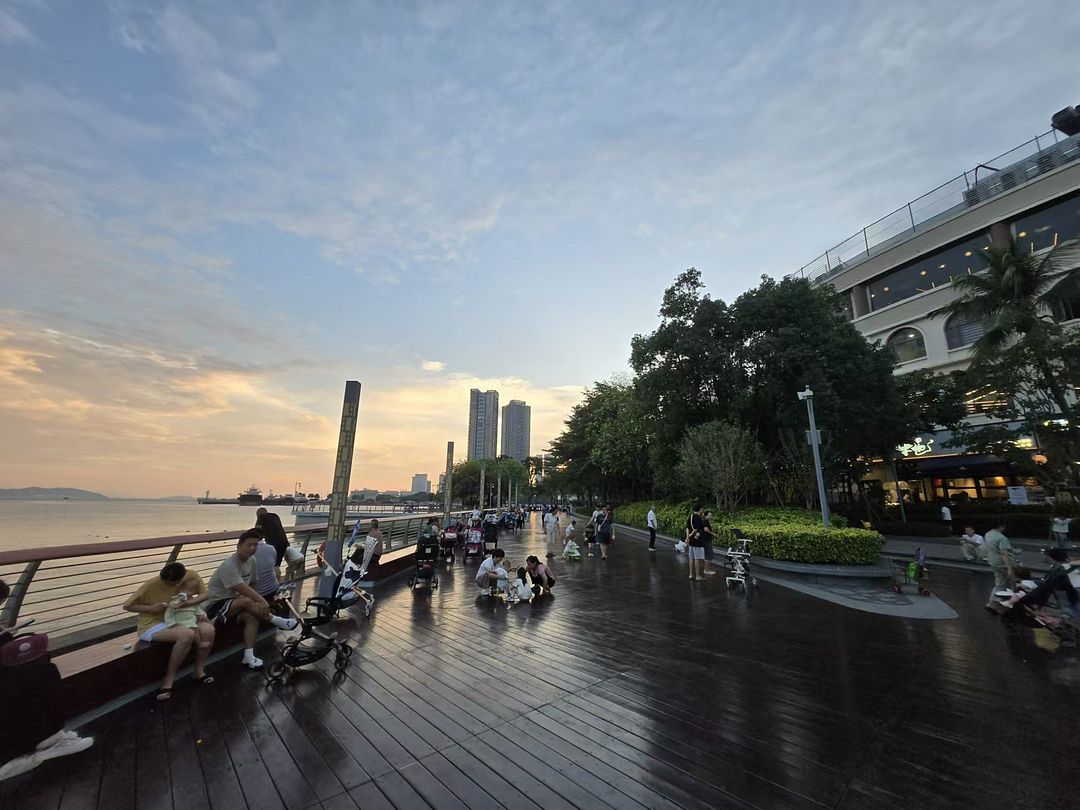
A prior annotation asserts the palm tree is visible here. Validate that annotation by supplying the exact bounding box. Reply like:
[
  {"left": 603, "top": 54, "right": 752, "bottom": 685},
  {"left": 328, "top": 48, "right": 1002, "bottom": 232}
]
[{"left": 941, "top": 239, "right": 1080, "bottom": 419}]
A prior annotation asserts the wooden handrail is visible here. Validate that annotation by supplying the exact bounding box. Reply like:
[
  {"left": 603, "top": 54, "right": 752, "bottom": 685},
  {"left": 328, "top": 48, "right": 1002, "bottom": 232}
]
[{"left": 0, "top": 512, "right": 450, "bottom": 566}]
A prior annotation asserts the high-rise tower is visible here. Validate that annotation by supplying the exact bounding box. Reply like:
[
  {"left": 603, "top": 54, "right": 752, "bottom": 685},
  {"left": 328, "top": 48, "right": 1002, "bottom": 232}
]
[
  {"left": 467, "top": 389, "right": 499, "bottom": 460},
  {"left": 500, "top": 400, "right": 531, "bottom": 462}
]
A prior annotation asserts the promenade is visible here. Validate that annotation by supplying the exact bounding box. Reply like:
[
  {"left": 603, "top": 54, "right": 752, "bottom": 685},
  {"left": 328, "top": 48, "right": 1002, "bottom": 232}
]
[{"left": 2, "top": 514, "right": 1076, "bottom": 809}]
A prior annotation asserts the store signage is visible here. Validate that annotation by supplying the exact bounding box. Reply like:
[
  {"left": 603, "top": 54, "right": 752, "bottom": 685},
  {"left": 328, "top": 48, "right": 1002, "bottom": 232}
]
[{"left": 897, "top": 437, "right": 935, "bottom": 457}]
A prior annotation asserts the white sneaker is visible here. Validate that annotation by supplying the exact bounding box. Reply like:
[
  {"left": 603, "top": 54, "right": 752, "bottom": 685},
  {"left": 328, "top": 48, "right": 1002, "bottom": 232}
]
[
  {"left": 36, "top": 735, "right": 93, "bottom": 763},
  {"left": 243, "top": 655, "right": 264, "bottom": 670},
  {"left": 270, "top": 616, "right": 298, "bottom": 631},
  {"left": 0, "top": 752, "right": 42, "bottom": 782}
]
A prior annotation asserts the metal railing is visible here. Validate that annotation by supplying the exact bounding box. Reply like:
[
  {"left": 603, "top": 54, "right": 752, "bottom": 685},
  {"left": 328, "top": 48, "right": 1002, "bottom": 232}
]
[
  {"left": 0, "top": 511, "right": 471, "bottom": 652},
  {"left": 793, "top": 129, "right": 1080, "bottom": 283}
]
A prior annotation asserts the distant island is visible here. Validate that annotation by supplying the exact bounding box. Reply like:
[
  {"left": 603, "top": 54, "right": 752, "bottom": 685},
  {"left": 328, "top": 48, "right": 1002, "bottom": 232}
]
[{"left": 0, "top": 487, "right": 109, "bottom": 500}]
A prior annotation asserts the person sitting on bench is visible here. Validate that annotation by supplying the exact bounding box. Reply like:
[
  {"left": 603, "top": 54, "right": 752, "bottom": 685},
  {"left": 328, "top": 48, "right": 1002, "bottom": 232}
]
[
  {"left": 123, "top": 560, "right": 216, "bottom": 701},
  {"left": 203, "top": 530, "right": 298, "bottom": 670}
]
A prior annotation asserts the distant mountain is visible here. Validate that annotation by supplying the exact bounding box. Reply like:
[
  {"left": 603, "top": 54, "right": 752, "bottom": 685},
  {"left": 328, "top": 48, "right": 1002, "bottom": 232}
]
[{"left": 0, "top": 487, "right": 109, "bottom": 500}]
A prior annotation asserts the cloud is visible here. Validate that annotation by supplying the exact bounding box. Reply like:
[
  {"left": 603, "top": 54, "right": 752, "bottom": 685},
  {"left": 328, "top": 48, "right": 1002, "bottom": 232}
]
[
  {"left": 420, "top": 359, "right": 445, "bottom": 372},
  {"left": 0, "top": 7, "right": 33, "bottom": 43}
]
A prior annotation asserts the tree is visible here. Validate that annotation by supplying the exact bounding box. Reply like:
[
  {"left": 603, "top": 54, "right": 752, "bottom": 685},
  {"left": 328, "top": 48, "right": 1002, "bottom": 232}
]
[
  {"left": 940, "top": 240, "right": 1080, "bottom": 489},
  {"left": 677, "top": 421, "right": 765, "bottom": 511}
]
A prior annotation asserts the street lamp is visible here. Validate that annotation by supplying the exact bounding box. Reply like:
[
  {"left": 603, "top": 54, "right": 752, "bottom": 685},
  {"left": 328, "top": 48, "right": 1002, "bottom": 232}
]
[{"left": 797, "top": 386, "right": 831, "bottom": 528}]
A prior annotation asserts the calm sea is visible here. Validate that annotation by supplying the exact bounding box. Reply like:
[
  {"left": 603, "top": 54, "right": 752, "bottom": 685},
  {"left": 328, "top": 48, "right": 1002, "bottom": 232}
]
[{"left": 0, "top": 500, "right": 300, "bottom": 553}]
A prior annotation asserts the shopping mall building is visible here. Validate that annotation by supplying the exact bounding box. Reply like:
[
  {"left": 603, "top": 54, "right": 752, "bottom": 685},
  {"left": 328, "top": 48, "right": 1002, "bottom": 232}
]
[{"left": 801, "top": 107, "right": 1080, "bottom": 504}]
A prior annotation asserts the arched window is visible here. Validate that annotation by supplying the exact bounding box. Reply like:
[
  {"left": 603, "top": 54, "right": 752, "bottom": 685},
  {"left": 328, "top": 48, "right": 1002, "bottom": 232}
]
[
  {"left": 945, "top": 313, "right": 986, "bottom": 349},
  {"left": 885, "top": 327, "right": 927, "bottom": 363}
]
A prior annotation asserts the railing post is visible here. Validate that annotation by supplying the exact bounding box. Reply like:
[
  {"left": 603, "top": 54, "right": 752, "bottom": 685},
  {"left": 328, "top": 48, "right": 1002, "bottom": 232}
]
[
  {"left": 862, "top": 228, "right": 870, "bottom": 256},
  {"left": 824, "top": 248, "right": 831, "bottom": 270},
  {"left": 165, "top": 544, "right": 183, "bottom": 565},
  {"left": 907, "top": 202, "right": 916, "bottom": 230},
  {"left": 1035, "top": 134, "right": 1041, "bottom": 152},
  {"left": 0, "top": 560, "right": 41, "bottom": 627}
]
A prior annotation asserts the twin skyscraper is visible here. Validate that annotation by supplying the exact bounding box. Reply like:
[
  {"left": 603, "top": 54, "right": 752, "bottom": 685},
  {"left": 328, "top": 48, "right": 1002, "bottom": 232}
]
[{"left": 467, "top": 389, "right": 530, "bottom": 462}]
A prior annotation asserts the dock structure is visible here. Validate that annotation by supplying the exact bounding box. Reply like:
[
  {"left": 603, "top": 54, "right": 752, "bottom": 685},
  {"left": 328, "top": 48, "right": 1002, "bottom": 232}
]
[{"left": 1, "top": 515, "right": 1076, "bottom": 809}]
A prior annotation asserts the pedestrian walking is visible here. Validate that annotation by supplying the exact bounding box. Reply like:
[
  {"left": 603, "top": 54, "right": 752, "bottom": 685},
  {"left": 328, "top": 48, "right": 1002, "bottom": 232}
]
[
  {"left": 647, "top": 506, "right": 658, "bottom": 551},
  {"left": 702, "top": 510, "right": 718, "bottom": 576},
  {"left": 543, "top": 509, "right": 560, "bottom": 558},
  {"left": 984, "top": 521, "right": 1016, "bottom": 609}
]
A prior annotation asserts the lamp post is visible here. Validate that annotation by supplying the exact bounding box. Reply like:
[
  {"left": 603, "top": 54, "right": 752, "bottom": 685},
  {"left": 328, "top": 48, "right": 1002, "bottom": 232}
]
[{"left": 798, "top": 386, "right": 831, "bottom": 528}]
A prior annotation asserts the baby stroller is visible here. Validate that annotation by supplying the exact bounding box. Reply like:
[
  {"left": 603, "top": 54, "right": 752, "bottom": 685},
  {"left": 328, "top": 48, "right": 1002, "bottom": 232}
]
[
  {"left": 483, "top": 521, "right": 499, "bottom": 555},
  {"left": 463, "top": 524, "right": 485, "bottom": 562},
  {"left": 266, "top": 566, "right": 353, "bottom": 683},
  {"left": 441, "top": 520, "right": 460, "bottom": 564},
  {"left": 409, "top": 533, "right": 440, "bottom": 590},
  {"left": 562, "top": 538, "right": 581, "bottom": 560},
  {"left": 892, "top": 547, "right": 931, "bottom": 596},
  {"left": 725, "top": 529, "right": 758, "bottom": 590}
]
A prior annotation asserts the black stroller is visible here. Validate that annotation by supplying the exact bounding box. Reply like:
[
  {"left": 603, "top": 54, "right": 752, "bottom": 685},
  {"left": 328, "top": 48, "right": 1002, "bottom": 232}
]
[
  {"left": 266, "top": 566, "right": 353, "bottom": 683},
  {"left": 409, "top": 533, "right": 441, "bottom": 590},
  {"left": 483, "top": 521, "right": 499, "bottom": 555}
]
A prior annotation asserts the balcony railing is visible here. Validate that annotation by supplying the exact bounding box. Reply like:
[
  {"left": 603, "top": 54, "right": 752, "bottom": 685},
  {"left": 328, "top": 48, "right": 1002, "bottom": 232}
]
[
  {"left": 793, "top": 129, "right": 1080, "bottom": 284},
  {"left": 0, "top": 511, "right": 472, "bottom": 653}
]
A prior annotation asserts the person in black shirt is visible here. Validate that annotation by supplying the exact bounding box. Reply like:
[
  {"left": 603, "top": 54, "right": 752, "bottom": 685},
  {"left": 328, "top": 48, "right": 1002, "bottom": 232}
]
[
  {"left": 255, "top": 507, "right": 290, "bottom": 566},
  {"left": 686, "top": 505, "right": 706, "bottom": 581}
]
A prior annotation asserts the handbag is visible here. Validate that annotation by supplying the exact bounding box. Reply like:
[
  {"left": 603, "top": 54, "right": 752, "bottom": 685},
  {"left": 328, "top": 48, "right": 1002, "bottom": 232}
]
[
  {"left": 1, "top": 632, "right": 49, "bottom": 667},
  {"left": 674, "top": 541, "right": 687, "bottom": 553}
]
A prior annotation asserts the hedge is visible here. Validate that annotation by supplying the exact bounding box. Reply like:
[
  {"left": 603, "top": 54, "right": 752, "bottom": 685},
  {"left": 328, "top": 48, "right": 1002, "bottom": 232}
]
[{"left": 611, "top": 502, "right": 881, "bottom": 565}]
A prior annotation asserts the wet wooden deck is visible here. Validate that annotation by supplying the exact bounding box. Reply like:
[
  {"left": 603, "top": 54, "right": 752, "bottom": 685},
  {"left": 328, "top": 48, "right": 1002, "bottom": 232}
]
[{"left": 3, "top": 515, "right": 1077, "bottom": 809}]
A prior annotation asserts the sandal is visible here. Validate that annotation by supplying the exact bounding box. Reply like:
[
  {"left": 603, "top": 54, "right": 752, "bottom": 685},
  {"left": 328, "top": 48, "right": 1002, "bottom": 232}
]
[
  {"left": 156, "top": 688, "right": 173, "bottom": 702},
  {"left": 194, "top": 674, "right": 215, "bottom": 685}
]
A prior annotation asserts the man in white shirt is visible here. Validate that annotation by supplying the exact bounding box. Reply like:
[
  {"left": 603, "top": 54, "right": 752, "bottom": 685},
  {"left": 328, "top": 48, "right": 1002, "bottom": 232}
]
[
  {"left": 939, "top": 502, "right": 953, "bottom": 535},
  {"left": 475, "top": 549, "right": 507, "bottom": 593},
  {"left": 647, "top": 507, "right": 658, "bottom": 551},
  {"left": 959, "top": 526, "right": 985, "bottom": 562}
]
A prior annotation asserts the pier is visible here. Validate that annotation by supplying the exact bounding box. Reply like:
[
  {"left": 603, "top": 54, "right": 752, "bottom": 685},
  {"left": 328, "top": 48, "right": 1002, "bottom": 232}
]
[{"left": 2, "top": 515, "right": 1077, "bottom": 809}]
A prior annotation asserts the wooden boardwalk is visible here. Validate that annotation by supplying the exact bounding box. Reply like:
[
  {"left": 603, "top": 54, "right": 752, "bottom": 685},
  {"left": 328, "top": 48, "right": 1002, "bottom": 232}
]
[{"left": 3, "top": 515, "right": 1077, "bottom": 809}]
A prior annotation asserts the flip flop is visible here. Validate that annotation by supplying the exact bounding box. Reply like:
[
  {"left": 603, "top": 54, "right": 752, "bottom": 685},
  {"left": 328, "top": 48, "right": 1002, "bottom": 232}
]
[
  {"left": 156, "top": 688, "right": 173, "bottom": 702},
  {"left": 194, "top": 674, "right": 215, "bottom": 685}
]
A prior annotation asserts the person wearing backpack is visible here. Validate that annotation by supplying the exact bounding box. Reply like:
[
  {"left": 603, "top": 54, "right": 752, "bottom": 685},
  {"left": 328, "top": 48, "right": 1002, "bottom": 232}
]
[
  {"left": 686, "top": 505, "right": 707, "bottom": 581},
  {"left": 0, "top": 579, "right": 94, "bottom": 781}
]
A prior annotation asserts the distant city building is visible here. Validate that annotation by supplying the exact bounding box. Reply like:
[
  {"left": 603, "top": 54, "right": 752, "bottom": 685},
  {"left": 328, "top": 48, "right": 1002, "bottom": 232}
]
[
  {"left": 533, "top": 452, "right": 552, "bottom": 481},
  {"left": 410, "top": 473, "right": 431, "bottom": 495},
  {"left": 349, "top": 488, "right": 379, "bottom": 501},
  {"left": 437, "top": 473, "right": 447, "bottom": 493},
  {"left": 500, "top": 400, "right": 531, "bottom": 462},
  {"left": 467, "top": 389, "right": 499, "bottom": 460}
]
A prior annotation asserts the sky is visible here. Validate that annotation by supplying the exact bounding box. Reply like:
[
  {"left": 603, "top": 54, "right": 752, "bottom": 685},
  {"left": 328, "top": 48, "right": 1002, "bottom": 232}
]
[{"left": 1, "top": 0, "right": 1078, "bottom": 498}]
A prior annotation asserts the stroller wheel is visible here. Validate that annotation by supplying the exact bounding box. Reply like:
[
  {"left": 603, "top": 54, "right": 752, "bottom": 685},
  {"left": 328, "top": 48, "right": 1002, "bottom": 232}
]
[
  {"left": 334, "top": 650, "right": 350, "bottom": 672},
  {"left": 892, "top": 584, "right": 902, "bottom": 594},
  {"left": 266, "top": 661, "right": 287, "bottom": 684},
  {"left": 339, "top": 642, "right": 352, "bottom": 658},
  {"left": 919, "top": 588, "right": 931, "bottom": 597}
]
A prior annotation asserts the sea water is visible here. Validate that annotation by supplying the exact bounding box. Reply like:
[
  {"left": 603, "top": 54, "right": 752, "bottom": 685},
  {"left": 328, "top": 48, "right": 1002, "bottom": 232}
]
[{"left": 0, "top": 500, "right": 299, "bottom": 553}]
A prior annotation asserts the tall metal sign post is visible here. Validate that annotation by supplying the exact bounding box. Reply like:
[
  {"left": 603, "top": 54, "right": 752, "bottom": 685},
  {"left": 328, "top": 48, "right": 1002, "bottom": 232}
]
[
  {"left": 442, "top": 441, "right": 454, "bottom": 523},
  {"left": 320, "top": 380, "right": 361, "bottom": 598},
  {"left": 798, "top": 386, "right": 830, "bottom": 529}
]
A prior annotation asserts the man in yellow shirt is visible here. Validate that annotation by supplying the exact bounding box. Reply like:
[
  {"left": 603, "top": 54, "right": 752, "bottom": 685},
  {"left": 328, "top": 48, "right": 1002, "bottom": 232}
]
[{"left": 123, "top": 561, "right": 215, "bottom": 701}]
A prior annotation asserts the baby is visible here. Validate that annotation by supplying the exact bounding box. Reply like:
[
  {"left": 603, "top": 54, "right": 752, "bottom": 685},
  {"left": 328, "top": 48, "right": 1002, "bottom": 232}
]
[{"left": 164, "top": 571, "right": 207, "bottom": 629}]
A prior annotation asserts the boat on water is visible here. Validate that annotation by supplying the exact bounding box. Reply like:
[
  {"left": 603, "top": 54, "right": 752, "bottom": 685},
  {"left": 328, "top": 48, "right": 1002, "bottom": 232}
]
[
  {"left": 237, "top": 485, "right": 263, "bottom": 505},
  {"left": 197, "top": 490, "right": 238, "bottom": 505},
  {"left": 262, "top": 489, "right": 295, "bottom": 506}
]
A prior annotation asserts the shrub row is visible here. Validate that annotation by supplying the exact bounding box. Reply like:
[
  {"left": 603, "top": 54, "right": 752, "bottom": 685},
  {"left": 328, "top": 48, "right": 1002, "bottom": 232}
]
[{"left": 612, "top": 501, "right": 881, "bottom": 565}]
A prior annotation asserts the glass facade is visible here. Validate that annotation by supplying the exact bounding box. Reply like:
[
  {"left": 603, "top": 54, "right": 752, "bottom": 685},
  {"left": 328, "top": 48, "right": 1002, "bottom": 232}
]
[
  {"left": 1012, "top": 191, "right": 1080, "bottom": 253},
  {"left": 945, "top": 313, "right": 986, "bottom": 349},
  {"left": 867, "top": 231, "right": 991, "bottom": 310},
  {"left": 885, "top": 328, "right": 926, "bottom": 363}
]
